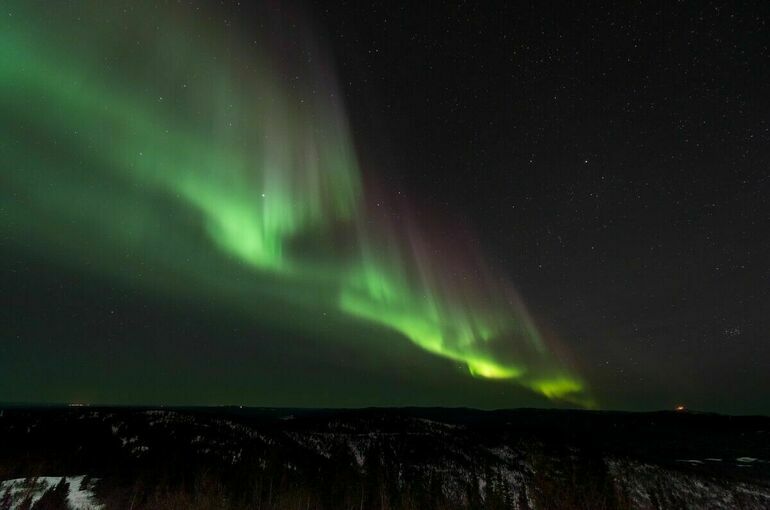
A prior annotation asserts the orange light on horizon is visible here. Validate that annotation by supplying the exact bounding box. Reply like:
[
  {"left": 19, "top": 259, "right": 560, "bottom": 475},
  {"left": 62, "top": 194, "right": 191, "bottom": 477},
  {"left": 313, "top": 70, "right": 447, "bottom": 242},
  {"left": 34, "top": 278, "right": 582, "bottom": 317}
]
[{"left": 675, "top": 404, "right": 686, "bottom": 412}]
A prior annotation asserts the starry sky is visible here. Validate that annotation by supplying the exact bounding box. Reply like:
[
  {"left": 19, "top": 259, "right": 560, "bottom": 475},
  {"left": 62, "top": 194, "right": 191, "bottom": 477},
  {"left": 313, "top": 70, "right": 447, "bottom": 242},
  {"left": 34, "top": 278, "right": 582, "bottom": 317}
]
[{"left": 1, "top": 1, "right": 768, "bottom": 414}]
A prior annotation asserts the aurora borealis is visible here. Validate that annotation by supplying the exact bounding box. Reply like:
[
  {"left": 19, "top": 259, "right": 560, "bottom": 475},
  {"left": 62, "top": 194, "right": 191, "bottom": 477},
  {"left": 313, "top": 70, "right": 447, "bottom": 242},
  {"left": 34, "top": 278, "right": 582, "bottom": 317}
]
[
  {"left": 3, "top": 2, "right": 767, "bottom": 414},
  {"left": 0, "top": 1, "right": 587, "bottom": 407}
]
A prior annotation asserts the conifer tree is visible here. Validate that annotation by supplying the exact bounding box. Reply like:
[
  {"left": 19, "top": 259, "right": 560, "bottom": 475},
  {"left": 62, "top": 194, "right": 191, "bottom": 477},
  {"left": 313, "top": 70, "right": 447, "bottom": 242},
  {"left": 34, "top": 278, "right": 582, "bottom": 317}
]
[
  {"left": 0, "top": 487, "right": 13, "bottom": 510},
  {"left": 31, "top": 478, "right": 69, "bottom": 510}
]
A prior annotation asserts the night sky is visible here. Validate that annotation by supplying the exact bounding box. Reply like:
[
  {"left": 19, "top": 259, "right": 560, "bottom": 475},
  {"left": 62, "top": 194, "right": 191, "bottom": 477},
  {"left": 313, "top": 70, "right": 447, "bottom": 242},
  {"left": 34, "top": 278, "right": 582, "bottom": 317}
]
[{"left": 2, "top": 1, "right": 768, "bottom": 414}]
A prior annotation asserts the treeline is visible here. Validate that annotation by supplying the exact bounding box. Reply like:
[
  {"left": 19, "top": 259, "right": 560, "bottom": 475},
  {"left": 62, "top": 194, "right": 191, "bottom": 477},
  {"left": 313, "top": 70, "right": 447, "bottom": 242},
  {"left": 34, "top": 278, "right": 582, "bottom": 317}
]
[
  {"left": 0, "top": 449, "right": 637, "bottom": 510},
  {"left": 92, "top": 453, "right": 508, "bottom": 510}
]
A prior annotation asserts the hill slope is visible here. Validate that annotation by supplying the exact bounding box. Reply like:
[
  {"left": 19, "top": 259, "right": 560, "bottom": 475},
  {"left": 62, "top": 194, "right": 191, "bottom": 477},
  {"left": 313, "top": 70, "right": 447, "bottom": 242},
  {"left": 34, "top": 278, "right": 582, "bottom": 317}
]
[{"left": 0, "top": 407, "right": 768, "bottom": 509}]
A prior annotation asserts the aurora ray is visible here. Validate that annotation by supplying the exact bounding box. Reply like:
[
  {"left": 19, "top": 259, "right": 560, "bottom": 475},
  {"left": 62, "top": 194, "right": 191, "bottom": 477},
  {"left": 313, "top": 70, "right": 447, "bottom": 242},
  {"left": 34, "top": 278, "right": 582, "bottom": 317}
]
[{"left": 0, "top": 1, "right": 590, "bottom": 406}]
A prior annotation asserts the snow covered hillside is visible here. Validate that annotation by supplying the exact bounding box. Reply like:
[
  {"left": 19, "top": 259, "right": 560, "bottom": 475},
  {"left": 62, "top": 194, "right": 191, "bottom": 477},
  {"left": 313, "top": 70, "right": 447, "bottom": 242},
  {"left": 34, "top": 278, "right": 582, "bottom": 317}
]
[
  {"left": 0, "top": 407, "right": 768, "bottom": 509},
  {"left": 0, "top": 475, "right": 101, "bottom": 510}
]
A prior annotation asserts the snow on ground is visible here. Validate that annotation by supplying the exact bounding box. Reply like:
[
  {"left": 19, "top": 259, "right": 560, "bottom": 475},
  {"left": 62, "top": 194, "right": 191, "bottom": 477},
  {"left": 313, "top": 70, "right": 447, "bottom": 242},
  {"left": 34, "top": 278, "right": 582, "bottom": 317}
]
[
  {"left": 607, "top": 458, "right": 770, "bottom": 510},
  {"left": 348, "top": 438, "right": 367, "bottom": 467},
  {"left": 0, "top": 475, "right": 102, "bottom": 510}
]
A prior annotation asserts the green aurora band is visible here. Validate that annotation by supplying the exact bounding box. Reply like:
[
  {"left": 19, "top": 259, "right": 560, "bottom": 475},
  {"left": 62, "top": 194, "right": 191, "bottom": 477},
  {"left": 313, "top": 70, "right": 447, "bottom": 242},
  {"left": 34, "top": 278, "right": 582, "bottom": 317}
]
[{"left": 0, "top": 2, "right": 591, "bottom": 406}]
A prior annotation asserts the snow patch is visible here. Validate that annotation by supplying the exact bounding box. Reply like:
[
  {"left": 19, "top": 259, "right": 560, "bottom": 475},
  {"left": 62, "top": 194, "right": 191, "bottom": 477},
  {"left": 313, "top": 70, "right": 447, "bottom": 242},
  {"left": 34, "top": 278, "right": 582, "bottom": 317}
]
[{"left": 0, "top": 475, "right": 102, "bottom": 510}]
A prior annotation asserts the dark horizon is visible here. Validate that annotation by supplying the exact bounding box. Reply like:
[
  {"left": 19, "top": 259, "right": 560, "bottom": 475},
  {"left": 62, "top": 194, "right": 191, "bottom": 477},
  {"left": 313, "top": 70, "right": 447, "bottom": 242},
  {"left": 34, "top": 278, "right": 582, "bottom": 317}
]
[{"left": 1, "top": 402, "right": 763, "bottom": 418}]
